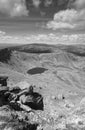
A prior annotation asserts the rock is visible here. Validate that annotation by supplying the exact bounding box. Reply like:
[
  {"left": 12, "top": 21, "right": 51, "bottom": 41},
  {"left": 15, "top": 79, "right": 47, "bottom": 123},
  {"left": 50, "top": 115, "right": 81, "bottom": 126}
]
[
  {"left": 3, "top": 116, "right": 38, "bottom": 130},
  {"left": 19, "top": 103, "right": 32, "bottom": 112},
  {"left": 0, "top": 87, "right": 9, "bottom": 94},
  {"left": 17, "top": 86, "right": 44, "bottom": 111},
  {"left": 17, "top": 86, "right": 34, "bottom": 97},
  {"left": 24, "top": 92, "right": 44, "bottom": 110},
  {"left": 28, "top": 123, "right": 38, "bottom": 130},
  {"left": 0, "top": 87, "right": 9, "bottom": 106},
  {"left": 9, "top": 101, "right": 23, "bottom": 111},
  {"left": 0, "top": 76, "right": 8, "bottom": 86},
  {"left": 0, "top": 83, "right": 44, "bottom": 129},
  {"left": 17, "top": 88, "right": 30, "bottom": 97},
  {"left": 8, "top": 93, "right": 17, "bottom": 102},
  {"left": 13, "top": 81, "right": 30, "bottom": 90},
  {"left": 19, "top": 95, "right": 27, "bottom": 104},
  {"left": 9, "top": 87, "right": 21, "bottom": 94}
]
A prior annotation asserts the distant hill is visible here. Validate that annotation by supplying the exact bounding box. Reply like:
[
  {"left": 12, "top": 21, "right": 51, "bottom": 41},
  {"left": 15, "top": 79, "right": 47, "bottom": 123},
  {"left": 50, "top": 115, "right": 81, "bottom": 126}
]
[{"left": 0, "top": 43, "right": 85, "bottom": 74}]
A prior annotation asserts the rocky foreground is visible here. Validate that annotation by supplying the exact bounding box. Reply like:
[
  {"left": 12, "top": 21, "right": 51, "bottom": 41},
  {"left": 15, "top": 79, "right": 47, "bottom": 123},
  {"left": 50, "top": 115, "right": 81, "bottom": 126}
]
[
  {"left": 0, "top": 79, "right": 85, "bottom": 130},
  {"left": 0, "top": 44, "right": 85, "bottom": 130}
]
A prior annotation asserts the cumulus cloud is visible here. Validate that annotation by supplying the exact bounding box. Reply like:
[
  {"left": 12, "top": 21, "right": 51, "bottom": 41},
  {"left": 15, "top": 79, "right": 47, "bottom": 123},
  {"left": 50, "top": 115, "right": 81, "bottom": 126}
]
[
  {"left": 0, "top": 0, "right": 28, "bottom": 17},
  {"left": 47, "top": 0, "right": 85, "bottom": 29},
  {"left": 47, "top": 9, "right": 77, "bottom": 29},
  {"left": 47, "top": 20, "right": 75, "bottom": 29}
]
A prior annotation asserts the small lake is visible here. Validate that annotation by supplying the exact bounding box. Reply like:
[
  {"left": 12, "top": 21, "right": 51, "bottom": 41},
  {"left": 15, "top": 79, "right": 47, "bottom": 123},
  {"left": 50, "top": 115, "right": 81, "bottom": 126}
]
[{"left": 27, "top": 67, "right": 48, "bottom": 75}]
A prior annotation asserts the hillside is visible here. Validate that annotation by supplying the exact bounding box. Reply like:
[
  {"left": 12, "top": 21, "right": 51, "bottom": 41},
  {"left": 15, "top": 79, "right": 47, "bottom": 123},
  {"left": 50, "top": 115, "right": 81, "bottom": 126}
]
[{"left": 0, "top": 43, "right": 85, "bottom": 130}]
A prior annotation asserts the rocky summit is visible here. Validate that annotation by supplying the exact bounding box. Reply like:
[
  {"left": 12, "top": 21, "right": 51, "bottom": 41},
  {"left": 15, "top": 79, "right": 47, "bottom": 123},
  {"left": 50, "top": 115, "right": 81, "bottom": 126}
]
[{"left": 0, "top": 44, "right": 85, "bottom": 130}]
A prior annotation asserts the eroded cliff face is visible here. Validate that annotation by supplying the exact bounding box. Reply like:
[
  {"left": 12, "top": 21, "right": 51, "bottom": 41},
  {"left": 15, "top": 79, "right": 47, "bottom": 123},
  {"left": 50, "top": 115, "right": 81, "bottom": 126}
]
[{"left": 0, "top": 44, "right": 85, "bottom": 130}]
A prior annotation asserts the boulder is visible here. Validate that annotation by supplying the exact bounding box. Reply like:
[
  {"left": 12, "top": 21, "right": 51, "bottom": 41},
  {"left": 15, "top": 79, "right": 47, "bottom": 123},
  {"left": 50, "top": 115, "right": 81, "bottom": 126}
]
[
  {"left": 18, "top": 86, "right": 44, "bottom": 111},
  {"left": 23, "top": 92, "right": 44, "bottom": 110}
]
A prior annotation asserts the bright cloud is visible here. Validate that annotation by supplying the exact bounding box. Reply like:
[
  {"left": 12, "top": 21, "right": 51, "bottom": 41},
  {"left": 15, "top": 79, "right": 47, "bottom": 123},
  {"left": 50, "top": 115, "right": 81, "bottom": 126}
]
[
  {"left": 74, "top": 0, "right": 85, "bottom": 10},
  {"left": 47, "top": 0, "right": 85, "bottom": 30},
  {"left": 0, "top": 31, "right": 6, "bottom": 35},
  {"left": 32, "top": 0, "right": 41, "bottom": 8},
  {"left": 0, "top": 31, "right": 85, "bottom": 45},
  {"left": 0, "top": 0, "right": 28, "bottom": 17}
]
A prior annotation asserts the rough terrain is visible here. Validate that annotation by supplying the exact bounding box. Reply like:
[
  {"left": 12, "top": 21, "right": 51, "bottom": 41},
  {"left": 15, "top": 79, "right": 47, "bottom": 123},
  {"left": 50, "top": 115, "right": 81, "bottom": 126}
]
[{"left": 0, "top": 44, "right": 85, "bottom": 130}]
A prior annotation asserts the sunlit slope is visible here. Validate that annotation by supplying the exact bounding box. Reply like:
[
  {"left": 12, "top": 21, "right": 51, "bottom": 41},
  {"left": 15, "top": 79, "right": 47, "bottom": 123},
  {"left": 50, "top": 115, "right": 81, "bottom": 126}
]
[{"left": 0, "top": 44, "right": 85, "bottom": 129}]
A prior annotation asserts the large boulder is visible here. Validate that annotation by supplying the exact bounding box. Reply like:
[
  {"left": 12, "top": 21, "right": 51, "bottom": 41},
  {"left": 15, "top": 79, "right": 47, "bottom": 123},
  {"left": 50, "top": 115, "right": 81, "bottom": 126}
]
[
  {"left": 20, "top": 92, "right": 44, "bottom": 111},
  {"left": 18, "top": 86, "right": 44, "bottom": 111}
]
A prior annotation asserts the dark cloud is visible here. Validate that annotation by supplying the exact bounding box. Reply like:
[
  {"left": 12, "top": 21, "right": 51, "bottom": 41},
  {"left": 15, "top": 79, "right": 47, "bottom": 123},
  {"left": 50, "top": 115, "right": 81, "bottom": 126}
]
[
  {"left": 0, "top": 0, "right": 85, "bottom": 22},
  {"left": 0, "top": 0, "right": 78, "bottom": 18},
  {"left": 25, "top": 0, "right": 70, "bottom": 17}
]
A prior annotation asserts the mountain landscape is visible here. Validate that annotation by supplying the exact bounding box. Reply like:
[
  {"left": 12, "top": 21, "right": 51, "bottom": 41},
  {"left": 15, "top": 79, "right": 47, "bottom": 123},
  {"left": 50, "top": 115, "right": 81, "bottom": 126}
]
[{"left": 0, "top": 43, "right": 85, "bottom": 130}]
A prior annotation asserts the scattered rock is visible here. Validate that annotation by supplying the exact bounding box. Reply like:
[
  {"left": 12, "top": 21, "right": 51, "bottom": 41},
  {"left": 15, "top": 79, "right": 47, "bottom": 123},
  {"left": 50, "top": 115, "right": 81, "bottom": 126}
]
[{"left": 0, "top": 80, "right": 84, "bottom": 130}]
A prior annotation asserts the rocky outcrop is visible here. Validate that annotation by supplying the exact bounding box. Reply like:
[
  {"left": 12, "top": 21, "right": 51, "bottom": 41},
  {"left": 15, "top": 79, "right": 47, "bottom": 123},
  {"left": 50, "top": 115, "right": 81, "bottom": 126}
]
[
  {"left": 0, "top": 84, "right": 44, "bottom": 130},
  {"left": 1, "top": 82, "right": 85, "bottom": 130},
  {"left": 0, "top": 85, "right": 44, "bottom": 111}
]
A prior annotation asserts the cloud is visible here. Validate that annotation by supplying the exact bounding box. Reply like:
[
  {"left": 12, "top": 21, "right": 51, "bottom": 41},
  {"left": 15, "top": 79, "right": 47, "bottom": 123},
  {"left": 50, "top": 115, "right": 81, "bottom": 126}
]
[
  {"left": 47, "top": 9, "right": 77, "bottom": 29},
  {"left": 32, "top": 0, "right": 52, "bottom": 8},
  {"left": 32, "top": 0, "right": 41, "bottom": 8},
  {"left": 46, "top": 0, "right": 85, "bottom": 30},
  {"left": 0, "top": 31, "right": 6, "bottom": 35},
  {"left": 0, "top": 32, "right": 85, "bottom": 45},
  {"left": 47, "top": 20, "right": 75, "bottom": 30},
  {"left": 0, "top": 0, "right": 28, "bottom": 17},
  {"left": 74, "top": 0, "right": 85, "bottom": 10},
  {"left": 44, "top": 0, "right": 53, "bottom": 7}
]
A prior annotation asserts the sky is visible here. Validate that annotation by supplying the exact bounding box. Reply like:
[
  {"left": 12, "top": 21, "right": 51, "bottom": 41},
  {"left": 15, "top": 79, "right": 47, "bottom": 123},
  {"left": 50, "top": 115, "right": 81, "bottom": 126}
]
[{"left": 0, "top": 0, "right": 85, "bottom": 45}]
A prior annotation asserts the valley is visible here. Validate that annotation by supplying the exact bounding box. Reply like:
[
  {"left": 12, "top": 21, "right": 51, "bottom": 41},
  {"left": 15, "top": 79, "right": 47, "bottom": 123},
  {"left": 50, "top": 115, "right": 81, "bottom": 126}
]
[{"left": 0, "top": 43, "right": 85, "bottom": 130}]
